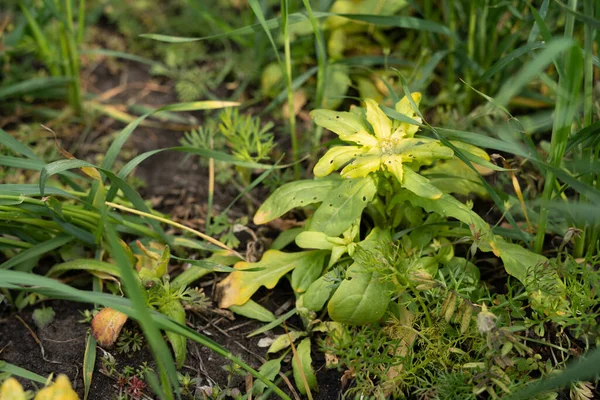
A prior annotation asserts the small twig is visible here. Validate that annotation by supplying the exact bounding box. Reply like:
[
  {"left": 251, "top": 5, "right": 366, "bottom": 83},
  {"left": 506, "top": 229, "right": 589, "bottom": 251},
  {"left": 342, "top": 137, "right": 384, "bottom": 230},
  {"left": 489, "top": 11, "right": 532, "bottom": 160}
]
[
  {"left": 283, "top": 322, "right": 312, "bottom": 400},
  {"left": 15, "top": 315, "right": 61, "bottom": 364},
  {"left": 105, "top": 201, "right": 245, "bottom": 260},
  {"left": 224, "top": 320, "right": 255, "bottom": 333}
]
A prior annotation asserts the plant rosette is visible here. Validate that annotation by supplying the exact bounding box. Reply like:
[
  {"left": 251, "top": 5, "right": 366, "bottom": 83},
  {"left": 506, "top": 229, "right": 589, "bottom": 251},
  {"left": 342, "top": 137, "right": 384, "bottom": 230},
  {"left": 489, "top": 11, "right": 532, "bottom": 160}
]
[{"left": 219, "top": 93, "right": 567, "bottom": 327}]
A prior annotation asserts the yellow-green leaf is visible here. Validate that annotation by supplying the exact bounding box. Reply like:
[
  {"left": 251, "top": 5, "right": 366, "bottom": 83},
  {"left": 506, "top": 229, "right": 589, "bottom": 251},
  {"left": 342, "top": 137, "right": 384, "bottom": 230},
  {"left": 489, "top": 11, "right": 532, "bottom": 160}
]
[
  {"left": 309, "top": 176, "right": 377, "bottom": 236},
  {"left": 34, "top": 375, "right": 78, "bottom": 400},
  {"left": 267, "top": 331, "right": 306, "bottom": 353},
  {"left": 365, "top": 99, "right": 392, "bottom": 139},
  {"left": 1, "top": 378, "right": 26, "bottom": 400},
  {"left": 402, "top": 166, "right": 443, "bottom": 199},
  {"left": 254, "top": 179, "right": 341, "bottom": 224},
  {"left": 292, "top": 338, "right": 317, "bottom": 395},
  {"left": 217, "top": 250, "right": 326, "bottom": 308}
]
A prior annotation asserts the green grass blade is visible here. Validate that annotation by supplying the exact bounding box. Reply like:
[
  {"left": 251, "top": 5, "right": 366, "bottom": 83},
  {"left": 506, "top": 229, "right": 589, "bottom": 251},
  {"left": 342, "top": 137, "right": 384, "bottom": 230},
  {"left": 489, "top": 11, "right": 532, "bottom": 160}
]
[
  {"left": 337, "top": 14, "right": 457, "bottom": 39},
  {"left": 527, "top": 0, "right": 550, "bottom": 43},
  {"left": 140, "top": 12, "right": 322, "bottom": 43},
  {"left": 0, "top": 184, "right": 75, "bottom": 198},
  {"left": 301, "top": 0, "right": 327, "bottom": 107},
  {"left": 554, "top": 0, "right": 600, "bottom": 30},
  {"left": 46, "top": 259, "right": 121, "bottom": 278},
  {"left": 104, "top": 223, "right": 178, "bottom": 399},
  {"left": 494, "top": 38, "right": 574, "bottom": 108},
  {"left": 0, "top": 129, "right": 40, "bottom": 159},
  {"left": 507, "top": 347, "right": 600, "bottom": 399},
  {"left": 83, "top": 332, "right": 96, "bottom": 400},
  {"left": 535, "top": 44, "right": 584, "bottom": 252},
  {"left": 0, "top": 235, "right": 73, "bottom": 270},
  {"left": 480, "top": 42, "right": 546, "bottom": 80},
  {"left": 0, "top": 361, "right": 47, "bottom": 384},
  {"left": 80, "top": 48, "right": 165, "bottom": 68},
  {"left": 0, "top": 77, "right": 72, "bottom": 101},
  {"left": 101, "top": 101, "right": 240, "bottom": 172}
]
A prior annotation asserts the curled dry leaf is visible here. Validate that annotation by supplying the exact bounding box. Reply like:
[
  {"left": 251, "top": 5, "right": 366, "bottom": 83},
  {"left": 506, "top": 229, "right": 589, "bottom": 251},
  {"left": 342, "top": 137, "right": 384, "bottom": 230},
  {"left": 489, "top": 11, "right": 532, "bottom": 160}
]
[{"left": 91, "top": 307, "right": 129, "bottom": 348}]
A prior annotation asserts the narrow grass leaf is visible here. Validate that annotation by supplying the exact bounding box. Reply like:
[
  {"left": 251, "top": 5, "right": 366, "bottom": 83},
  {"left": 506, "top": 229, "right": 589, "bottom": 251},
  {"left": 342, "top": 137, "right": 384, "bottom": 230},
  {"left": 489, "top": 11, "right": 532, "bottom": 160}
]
[
  {"left": 0, "top": 362, "right": 47, "bottom": 384},
  {"left": 0, "top": 77, "right": 72, "bottom": 101},
  {"left": 101, "top": 101, "right": 239, "bottom": 172},
  {"left": 83, "top": 333, "right": 96, "bottom": 400},
  {"left": 104, "top": 224, "right": 178, "bottom": 399},
  {"left": 248, "top": 308, "right": 297, "bottom": 338},
  {"left": 494, "top": 38, "right": 574, "bottom": 108},
  {"left": 81, "top": 48, "right": 165, "bottom": 68},
  {"left": 0, "top": 235, "right": 73, "bottom": 270},
  {"left": 337, "top": 14, "right": 457, "bottom": 39},
  {"left": 554, "top": 0, "right": 600, "bottom": 30},
  {"left": 140, "top": 12, "right": 321, "bottom": 43},
  {"left": 480, "top": 42, "right": 545, "bottom": 80},
  {"left": 0, "top": 129, "right": 40, "bottom": 159}
]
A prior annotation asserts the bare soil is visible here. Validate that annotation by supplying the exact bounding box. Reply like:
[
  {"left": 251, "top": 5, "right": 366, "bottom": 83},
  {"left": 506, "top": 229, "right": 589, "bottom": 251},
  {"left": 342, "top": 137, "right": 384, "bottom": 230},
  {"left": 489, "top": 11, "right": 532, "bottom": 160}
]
[{"left": 0, "top": 58, "right": 343, "bottom": 398}]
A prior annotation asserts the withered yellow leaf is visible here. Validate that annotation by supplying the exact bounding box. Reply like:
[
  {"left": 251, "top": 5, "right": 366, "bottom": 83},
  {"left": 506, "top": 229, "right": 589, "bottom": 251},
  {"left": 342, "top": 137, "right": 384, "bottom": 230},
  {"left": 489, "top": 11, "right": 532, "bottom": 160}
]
[
  {"left": 0, "top": 377, "right": 26, "bottom": 400},
  {"left": 217, "top": 250, "right": 325, "bottom": 308},
  {"left": 34, "top": 375, "right": 78, "bottom": 400},
  {"left": 91, "top": 307, "right": 128, "bottom": 348}
]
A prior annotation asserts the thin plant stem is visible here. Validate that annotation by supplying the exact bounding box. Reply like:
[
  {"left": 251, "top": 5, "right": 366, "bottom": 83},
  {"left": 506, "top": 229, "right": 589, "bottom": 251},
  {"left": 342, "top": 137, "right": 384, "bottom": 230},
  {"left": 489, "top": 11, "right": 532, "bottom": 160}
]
[
  {"left": 301, "top": 0, "right": 326, "bottom": 109},
  {"left": 281, "top": 0, "right": 300, "bottom": 178},
  {"left": 575, "top": 0, "right": 595, "bottom": 257},
  {"left": 465, "top": 0, "right": 477, "bottom": 111},
  {"left": 446, "top": 0, "right": 456, "bottom": 99},
  {"left": 423, "top": 0, "right": 431, "bottom": 48},
  {"left": 206, "top": 136, "right": 215, "bottom": 233},
  {"left": 105, "top": 201, "right": 245, "bottom": 260},
  {"left": 534, "top": 0, "right": 580, "bottom": 253},
  {"left": 77, "top": 0, "right": 85, "bottom": 44}
]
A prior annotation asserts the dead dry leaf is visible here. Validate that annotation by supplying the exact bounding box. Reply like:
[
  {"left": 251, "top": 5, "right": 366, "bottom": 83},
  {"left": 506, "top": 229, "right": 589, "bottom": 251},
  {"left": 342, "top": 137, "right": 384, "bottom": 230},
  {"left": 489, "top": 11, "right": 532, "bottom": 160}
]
[{"left": 91, "top": 307, "right": 128, "bottom": 348}]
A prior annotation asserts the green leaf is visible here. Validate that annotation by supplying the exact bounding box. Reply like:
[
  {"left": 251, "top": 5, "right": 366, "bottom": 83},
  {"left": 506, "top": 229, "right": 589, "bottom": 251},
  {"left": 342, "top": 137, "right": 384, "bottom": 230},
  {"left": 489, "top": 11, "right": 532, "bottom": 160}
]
[
  {"left": 507, "top": 347, "right": 600, "bottom": 400},
  {"left": 402, "top": 166, "right": 443, "bottom": 199},
  {"left": 159, "top": 299, "right": 187, "bottom": 369},
  {"left": 83, "top": 333, "right": 96, "bottom": 400},
  {"left": 46, "top": 259, "right": 121, "bottom": 278},
  {"left": 254, "top": 179, "right": 341, "bottom": 224},
  {"left": 327, "top": 269, "right": 392, "bottom": 325},
  {"left": 310, "top": 109, "right": 371, "bottom": 138},
  {"left": 292, "top": 338, "right": 317, "bottom": 395},
  {"left": 0, "top": 362, "right": 47, "bottom": 384},
  {"left": 0, "top": 77, "right": 72, "bottom": 101},
  {"left": 295, "top": 231, "right": 336, "bottom": 250},
  {"left": 271, "top": 227, "right": 304, "bottom": 250},
  {"left": 495, "top": 240, "right": 547, "bottom": 286},
  {"left": 322, "top": 65, "right": 351, "bottom": 109},
  {"left": 217, "top": 250, "right": 325, "bottom": 308},
  {"left": 309, "top": 176, "right": 377, "bottom": 236},
  {"left": 0, "top": 129, "right": 39, "bottom": 159},
  {"left": 291, "top": 251, "right": 327, "bottom": 293},
  {"left": 32, "top": 307, "right": 55, "bottom": 329},
  {"left": 138, "top": 245, "right": 170, "bottom": 287},
  {"left": 422, "top": 159, "right": 489, "bottom": 197},
  {"left": 302, "top": 272, "right": 336, "bottom": 312},
  {"left": 267, "top": 331, "right": 306, "bottom": 353},
  {"left": 1, "top": 235, "right": 74, "bottom": 270},
  {"left": 229, "top": 300, "right": 276, "bottom": 323},
  {"left": 253, "top": 358, "right": 283, "bottom": 395}
]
